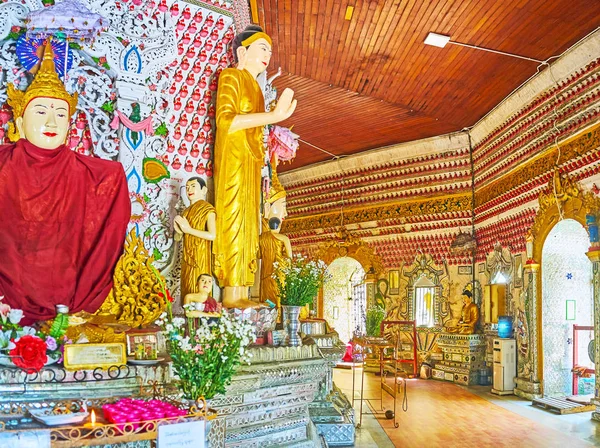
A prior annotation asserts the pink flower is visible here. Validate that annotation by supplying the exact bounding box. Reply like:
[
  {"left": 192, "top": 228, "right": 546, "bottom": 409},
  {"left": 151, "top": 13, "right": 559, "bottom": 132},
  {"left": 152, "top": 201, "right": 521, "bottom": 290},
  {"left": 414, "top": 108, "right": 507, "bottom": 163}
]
[
  {"left": 45, "top": 336, "right": 57, "bottom": 351},
  {"left": 0, "top": 297, "right": 10, "bottom": 322}
]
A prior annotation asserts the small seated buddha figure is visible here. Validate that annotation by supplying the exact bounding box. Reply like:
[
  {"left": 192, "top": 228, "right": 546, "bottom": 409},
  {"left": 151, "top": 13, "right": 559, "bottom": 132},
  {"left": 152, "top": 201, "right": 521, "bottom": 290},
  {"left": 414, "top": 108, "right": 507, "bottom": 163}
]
[
  {"left": 184, "top": 274, "right": 221, "bottom": 318},
  {"left": 0, "top": 43, "right": 130, "bottom": 325},
  {"left": 445, "top": 289, "right": 479, "bottom": 335}
]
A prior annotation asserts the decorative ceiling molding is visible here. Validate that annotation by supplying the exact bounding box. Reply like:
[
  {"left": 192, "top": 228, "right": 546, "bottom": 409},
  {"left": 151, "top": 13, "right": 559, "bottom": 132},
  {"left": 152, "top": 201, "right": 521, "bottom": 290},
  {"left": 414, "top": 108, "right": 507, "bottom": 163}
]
[
  {"left": 474, "top": 126, "right": 600, "bottom": 208},
  {"left": 282, "top": 193, "right": 472, "bottom": 234}
]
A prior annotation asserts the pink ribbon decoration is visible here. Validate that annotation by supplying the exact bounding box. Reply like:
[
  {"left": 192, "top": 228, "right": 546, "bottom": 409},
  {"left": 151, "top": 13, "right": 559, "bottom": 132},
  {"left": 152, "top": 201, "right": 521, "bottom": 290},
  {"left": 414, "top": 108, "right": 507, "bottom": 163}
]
[{"left": 109, "top": 110, "right": 154, "bottom": 135}]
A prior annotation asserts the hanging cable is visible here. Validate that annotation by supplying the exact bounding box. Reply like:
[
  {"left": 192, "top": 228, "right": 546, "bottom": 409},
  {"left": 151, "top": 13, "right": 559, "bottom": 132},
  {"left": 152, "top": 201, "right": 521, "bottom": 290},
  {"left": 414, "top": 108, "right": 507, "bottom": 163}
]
[{"left": 298, "top": 138, "right": 339, "bottom": 158}]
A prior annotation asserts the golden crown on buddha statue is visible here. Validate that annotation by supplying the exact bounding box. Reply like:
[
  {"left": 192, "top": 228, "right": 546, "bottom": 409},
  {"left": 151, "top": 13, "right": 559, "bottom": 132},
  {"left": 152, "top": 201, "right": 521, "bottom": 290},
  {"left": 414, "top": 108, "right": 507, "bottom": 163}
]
[
  {"left": 7, "top": 42, "right": 78, "bottom": 131},
  {"left": 267, "top": 169, "right": 286, "bottom": 204}
]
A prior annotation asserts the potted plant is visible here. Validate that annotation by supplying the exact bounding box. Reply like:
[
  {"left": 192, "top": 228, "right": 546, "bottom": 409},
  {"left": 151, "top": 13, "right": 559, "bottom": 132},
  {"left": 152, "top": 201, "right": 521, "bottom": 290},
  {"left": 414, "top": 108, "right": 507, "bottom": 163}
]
[
  {"left": 366, "top": 305, "right": 386, "bottom": 337},
  {"left": 275, "top": 254, "right": 329, "bottom": 346},
  {"left": 153, "top": 277, "right": 255, "bottom": 401}
]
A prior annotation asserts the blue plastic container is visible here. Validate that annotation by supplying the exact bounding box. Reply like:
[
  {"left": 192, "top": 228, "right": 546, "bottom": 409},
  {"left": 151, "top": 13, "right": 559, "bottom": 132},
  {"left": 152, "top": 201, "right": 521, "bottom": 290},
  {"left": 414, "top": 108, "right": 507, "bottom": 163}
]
[{"left": 498, "top": 316, "right": 513, "bottom": 338}]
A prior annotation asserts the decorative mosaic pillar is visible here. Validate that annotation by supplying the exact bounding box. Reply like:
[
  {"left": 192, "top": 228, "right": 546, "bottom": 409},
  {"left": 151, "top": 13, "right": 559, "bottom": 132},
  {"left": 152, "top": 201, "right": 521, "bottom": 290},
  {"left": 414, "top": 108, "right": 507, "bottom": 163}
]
[
  {"left": 587, "top": 250, "right": 600, "bottom": 421},
  {"left": 514, "top": 263, "right": 542, "bottom": 399}
]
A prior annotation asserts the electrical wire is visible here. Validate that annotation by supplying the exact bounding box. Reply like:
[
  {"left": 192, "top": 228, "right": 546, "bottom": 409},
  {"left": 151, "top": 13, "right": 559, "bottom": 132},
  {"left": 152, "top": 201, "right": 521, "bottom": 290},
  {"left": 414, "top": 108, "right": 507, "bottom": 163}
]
[
  {"left": 295, "top": 138, "right": 348, "bottom": 228},
  {"left": 399, "top": 377, "right": 408, "bottom": 412},
  {"left": 298, "top": 138, "right": 339, "bottom": 158},
  {"left": 448, "top": 41, "right": 544, "bottom": 64}
]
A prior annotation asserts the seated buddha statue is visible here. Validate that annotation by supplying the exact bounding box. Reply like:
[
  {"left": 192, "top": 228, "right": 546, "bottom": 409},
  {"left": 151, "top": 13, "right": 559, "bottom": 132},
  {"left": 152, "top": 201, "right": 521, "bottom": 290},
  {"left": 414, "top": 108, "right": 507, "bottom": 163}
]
[
  {"left": 445, "top": 289, "right": 479, "bottom": 335},
  {"left": 0, "top": 43, "right": 130, "bottom": 325}
]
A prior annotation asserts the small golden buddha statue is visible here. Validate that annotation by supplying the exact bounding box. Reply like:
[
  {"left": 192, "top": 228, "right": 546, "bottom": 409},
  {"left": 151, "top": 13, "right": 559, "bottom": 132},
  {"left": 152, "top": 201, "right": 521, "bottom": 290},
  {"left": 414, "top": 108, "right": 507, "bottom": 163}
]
[
  {"left": 174, "top": 177, "right": 216, "bottom": 299},
  {"left": 184, "top": 274, "right": 221, "bottom": 318},
  {"left": 213, "top": 25, "right": 297, "bottom": 309},
  {"left": 259, "top": 217, "right": 292, "bottom": 306},
  {"left": 445, "top": 288, "right": 479, "bottom": 335}
]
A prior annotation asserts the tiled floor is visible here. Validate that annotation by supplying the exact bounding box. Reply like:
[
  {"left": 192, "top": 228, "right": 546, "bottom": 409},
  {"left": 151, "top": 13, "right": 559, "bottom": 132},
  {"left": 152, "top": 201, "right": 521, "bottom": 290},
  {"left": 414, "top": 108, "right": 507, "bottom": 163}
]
[{"left": 333, "top": 368, "right": 600, "bottom": 448}]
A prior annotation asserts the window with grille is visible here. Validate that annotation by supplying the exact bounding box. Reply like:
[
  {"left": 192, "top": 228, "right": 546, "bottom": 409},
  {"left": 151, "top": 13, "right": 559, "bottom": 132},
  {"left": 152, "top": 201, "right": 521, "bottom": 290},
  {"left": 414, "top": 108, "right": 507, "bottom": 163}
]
[{"left": 414, "top": 276, "right": 436, "bottom": 327}]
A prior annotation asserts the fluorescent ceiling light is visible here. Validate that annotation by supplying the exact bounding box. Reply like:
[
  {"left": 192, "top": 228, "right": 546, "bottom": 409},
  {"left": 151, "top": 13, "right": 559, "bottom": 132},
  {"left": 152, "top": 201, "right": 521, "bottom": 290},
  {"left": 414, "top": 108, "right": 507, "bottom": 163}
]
[{"left": 424, "top": 32, "right": 450, "bottom": 48}]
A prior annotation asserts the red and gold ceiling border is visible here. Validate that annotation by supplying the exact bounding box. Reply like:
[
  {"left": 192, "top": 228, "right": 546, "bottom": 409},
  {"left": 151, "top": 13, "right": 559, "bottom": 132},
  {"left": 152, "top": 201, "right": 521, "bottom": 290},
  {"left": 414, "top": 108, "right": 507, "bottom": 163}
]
[
  {"left": 282, "top": 193, "right": 472, "bottom": 234},
  {"left": 474, "top": 125, "right": 600, "bottom": 209}
]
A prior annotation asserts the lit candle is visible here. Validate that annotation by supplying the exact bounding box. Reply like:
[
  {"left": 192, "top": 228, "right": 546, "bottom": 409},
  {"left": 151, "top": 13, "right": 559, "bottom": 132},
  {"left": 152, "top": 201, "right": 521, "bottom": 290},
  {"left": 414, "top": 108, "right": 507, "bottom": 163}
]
[{"left": 90, "top": 410, "right": 96, "bottom": 427}]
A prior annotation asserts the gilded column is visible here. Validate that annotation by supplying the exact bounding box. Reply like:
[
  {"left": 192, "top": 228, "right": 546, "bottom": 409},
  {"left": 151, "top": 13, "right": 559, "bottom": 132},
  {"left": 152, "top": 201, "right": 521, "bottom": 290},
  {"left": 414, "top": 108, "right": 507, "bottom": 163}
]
[
  {"left": 586, "top": 250, "right": 600, "bottom": 422},
  {"left": 514, "top": 263, "right": 542, "bottom": 399}
]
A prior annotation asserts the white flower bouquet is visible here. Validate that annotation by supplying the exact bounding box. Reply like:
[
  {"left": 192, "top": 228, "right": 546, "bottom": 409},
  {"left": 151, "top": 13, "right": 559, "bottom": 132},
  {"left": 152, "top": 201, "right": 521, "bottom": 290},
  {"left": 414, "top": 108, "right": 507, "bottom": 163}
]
[
  {"left": 275, "top": 254, "right": 330, "bottom": 307},
  {"left": 155, "top": 297, "right": 255, "bottom": 400}
]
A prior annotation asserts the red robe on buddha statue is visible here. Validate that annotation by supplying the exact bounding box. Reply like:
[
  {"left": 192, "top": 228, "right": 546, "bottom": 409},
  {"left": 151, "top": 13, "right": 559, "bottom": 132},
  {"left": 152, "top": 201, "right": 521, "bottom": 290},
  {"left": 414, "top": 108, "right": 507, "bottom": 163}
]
[{"left": 0, "top": 139, "right": 131, "bottom": 324}]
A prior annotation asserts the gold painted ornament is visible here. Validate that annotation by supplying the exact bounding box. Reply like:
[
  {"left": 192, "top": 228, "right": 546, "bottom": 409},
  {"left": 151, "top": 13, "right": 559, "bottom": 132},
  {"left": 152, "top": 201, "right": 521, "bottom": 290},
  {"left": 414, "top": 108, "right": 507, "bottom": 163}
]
[{"left": 94, "top": 229, "right": 168, "bottom": 328}]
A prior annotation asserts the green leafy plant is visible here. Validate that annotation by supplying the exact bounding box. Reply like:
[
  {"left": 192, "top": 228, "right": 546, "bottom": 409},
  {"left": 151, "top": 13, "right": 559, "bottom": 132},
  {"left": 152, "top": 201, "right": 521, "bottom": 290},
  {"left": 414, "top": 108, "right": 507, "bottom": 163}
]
[
  {"left": 48, "top": 313, "right": 69, "bottom": 339},
  {"left": 275, "top": 254, "right": 330, "bottom": 307},
  {"left": 366, "top": 305, "right": 386, "bottom": 337}
]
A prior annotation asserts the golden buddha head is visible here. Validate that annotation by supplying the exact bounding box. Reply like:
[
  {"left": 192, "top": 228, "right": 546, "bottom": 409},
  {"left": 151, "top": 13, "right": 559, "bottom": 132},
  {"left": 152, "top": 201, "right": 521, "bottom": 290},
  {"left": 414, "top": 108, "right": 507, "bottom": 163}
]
[
  {"left": 197, "top": 273, "right": 213, "bottom": 295},
  {"left": 7, "top": 43, "right": 78, "bottom": 149},
  {"left": 185, "top": 176, "right": 207, "bottom": 204},
  {"left": 264, "top": 169, "right": 287, "bottom": 221},
  {"left": 232, "top": 25, "right": 272, "bottom": 77},
  {"left": 462, "top": 289, "right": 473, "bottom": 305}
]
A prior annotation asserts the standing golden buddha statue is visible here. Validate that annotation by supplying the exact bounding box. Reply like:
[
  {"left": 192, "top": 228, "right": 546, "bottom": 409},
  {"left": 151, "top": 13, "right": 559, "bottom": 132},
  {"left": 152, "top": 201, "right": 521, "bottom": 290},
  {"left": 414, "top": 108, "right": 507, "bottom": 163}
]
[
  {"left": 259, "top": 171, "right": 292, "bottom": 306},
  {"left": 174, "top": 177, "right": 216, "bottom": 299},
  {"left": 213, "top": 25, "right": 297, "bottom": 309}
]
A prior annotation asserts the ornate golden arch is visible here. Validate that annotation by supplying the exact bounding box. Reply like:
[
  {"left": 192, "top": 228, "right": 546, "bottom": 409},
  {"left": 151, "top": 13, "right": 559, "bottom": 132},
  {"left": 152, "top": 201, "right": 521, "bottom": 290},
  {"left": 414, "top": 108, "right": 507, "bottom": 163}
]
[
  {"left": 313, "top": 230, "right": 386, "bottom": 276},
  {"left": 312, "top": 231, "right": 386, "bottom": 318},
  {"left": 529, "top": 169, "right": 600, "bottom": 384}
]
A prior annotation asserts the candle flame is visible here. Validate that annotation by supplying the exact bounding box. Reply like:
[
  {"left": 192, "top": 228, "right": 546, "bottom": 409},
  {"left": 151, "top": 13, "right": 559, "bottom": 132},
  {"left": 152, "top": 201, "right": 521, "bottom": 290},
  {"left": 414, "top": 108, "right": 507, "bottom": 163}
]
[{"left": 91, "top": 409, "right": 96, "bottom": 426}]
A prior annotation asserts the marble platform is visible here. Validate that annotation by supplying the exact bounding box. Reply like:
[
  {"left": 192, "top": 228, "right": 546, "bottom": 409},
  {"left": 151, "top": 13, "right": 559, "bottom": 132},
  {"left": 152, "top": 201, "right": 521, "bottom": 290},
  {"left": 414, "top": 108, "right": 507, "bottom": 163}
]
[
  {"left": 0, "top": 339, "right": 354, "bottom": 447},
  {"left": 209, "top": 338, "right": 353, "bottom": 447}
]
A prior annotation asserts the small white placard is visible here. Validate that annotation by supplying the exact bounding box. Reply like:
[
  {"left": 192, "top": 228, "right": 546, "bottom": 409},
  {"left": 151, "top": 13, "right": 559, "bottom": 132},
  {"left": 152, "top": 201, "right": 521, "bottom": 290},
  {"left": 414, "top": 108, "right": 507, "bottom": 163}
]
[
  {"left": 158, "top": 421, "right": 206, "bottom": 448},
  {"left": 0, "top": 430, "right": 51, "bottom": 448}
]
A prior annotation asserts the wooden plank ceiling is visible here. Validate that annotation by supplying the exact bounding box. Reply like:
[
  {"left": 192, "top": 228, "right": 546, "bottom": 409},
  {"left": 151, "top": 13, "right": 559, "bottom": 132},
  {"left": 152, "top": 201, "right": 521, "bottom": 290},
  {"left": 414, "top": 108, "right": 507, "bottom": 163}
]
[{"left": 254, "top": 0, "right": 600, "bottom": 171}]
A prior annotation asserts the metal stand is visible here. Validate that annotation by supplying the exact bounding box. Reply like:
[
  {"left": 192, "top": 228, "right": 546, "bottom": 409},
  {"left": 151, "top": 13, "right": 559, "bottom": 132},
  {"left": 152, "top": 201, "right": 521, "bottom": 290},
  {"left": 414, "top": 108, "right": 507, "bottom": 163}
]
[{"left": 350, "top": 334, "right": 410, "bottom": 429}]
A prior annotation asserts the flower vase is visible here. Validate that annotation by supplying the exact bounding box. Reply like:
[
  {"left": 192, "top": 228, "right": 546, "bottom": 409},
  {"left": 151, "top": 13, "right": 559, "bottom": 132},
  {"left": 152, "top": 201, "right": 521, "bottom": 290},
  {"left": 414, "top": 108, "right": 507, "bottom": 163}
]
[{"left": 282, "top": 305, "right": 303, "bottom": 347}]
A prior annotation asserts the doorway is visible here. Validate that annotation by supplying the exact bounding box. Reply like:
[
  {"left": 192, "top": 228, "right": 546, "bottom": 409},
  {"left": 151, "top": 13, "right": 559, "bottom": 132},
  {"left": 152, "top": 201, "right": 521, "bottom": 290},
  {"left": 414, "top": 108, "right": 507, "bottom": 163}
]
[
  {"left": 323, "top": 256, "right": 366, "bottom": 344},
  {"left": 541, "top": 219, "right": 593, "bottom": 396}
]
